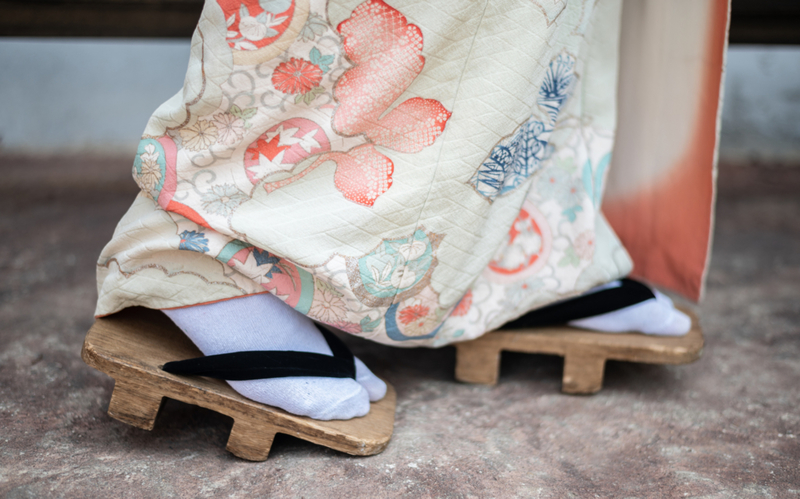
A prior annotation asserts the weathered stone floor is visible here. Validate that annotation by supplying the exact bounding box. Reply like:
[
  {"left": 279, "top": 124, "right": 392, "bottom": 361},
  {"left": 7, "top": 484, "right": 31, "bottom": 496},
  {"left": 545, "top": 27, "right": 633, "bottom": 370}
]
[{"left": 1, "top": 156, "right": 798, "bottom": 497}]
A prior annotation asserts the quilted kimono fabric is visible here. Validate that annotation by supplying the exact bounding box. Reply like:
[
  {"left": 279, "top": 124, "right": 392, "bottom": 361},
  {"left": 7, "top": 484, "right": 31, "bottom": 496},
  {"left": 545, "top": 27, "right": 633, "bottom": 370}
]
[{"left": 96, "top": 0, "right": 635, "bottom": 347}]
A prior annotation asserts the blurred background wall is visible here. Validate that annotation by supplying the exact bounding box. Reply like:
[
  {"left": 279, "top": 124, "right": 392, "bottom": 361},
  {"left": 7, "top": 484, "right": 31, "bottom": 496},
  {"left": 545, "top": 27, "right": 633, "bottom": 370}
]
[
  {"left": 720, "top": 46, "right": 800, "bottom": 165},
  {"left": 0, "top": 39, "right": 799, "bottom": 165},
  {"left": 0, "top": 39, "right": 190, "bottom": 155}
]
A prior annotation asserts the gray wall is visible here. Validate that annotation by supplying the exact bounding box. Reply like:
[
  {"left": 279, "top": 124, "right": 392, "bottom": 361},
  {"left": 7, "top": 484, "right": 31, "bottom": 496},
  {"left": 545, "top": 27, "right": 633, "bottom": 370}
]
[
  {"left": 0, "top": 39, "right": 190, "bottom": 155},
  {"left": 0, "top": 39, "right": 798, "bottom": 163},
  {"left": 720, "top": 46, "right": 800, "bottom": 164}
]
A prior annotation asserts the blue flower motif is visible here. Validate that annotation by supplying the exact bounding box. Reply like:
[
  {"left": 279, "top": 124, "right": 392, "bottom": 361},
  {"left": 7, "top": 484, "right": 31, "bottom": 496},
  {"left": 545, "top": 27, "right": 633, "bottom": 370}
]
[
  {"left": 469, "top": 119, "right": 551, "bottom": 201},
  {"left": 200, "top": 184, "right": 247, "bottom": 217},
  {"left": 471, "top": 146, "right": 513, "bottom": 198},
  {"left": 468, "top": 55, "right": 574, "bottom": 202},
  {"left": 538, "top": 55, "right": 575, "bottom": 124},
  {"left": 179, "top": 230, "right": 209, "bottom": 253},
  {"left": 253, "top": 249, "right": 283, "bottom": 278},
  {"left": 504, "top": 120, "right": 551, "bottom": 193}
]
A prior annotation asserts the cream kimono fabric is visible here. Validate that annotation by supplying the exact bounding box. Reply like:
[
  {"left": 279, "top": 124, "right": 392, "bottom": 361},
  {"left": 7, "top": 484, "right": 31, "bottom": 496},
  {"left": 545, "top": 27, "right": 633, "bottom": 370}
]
[{"left": 96, "top": 0, "right": 633, "bottom": 347}]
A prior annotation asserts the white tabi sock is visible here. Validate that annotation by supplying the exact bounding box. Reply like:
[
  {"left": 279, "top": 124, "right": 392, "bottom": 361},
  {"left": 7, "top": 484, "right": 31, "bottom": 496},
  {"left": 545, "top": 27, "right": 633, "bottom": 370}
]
[
  {"left": 163, "top": 293, "right": 386, "bottom": 421},
  {"left": 568, "top": 284, "right": 692, "bottom": 336}
]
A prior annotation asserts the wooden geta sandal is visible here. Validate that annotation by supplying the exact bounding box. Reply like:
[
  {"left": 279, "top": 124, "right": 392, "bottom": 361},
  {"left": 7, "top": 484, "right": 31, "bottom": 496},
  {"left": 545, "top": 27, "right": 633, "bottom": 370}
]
[{"left": 82, "top": 307, "right": 396, "bottom": 461}]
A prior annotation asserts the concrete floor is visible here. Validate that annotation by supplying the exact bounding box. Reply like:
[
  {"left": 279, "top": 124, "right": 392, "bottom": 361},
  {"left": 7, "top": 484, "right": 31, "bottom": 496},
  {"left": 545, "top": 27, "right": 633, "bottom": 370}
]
[{"left": 1, "top": 155, "right": 798, "bottom": 497}]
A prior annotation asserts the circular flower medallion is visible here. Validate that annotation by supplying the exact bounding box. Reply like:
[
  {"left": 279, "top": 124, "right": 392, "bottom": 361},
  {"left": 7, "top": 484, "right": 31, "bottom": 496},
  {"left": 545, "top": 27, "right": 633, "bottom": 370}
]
[
  {"left": 243, "top": 118, "right": 330, "bottom": 183},
  {"left": 485, "top": 201, "right": 552, "bottom": 284},
  {"left": 272, "top": 57, "right": 323, "bottom": 95}
]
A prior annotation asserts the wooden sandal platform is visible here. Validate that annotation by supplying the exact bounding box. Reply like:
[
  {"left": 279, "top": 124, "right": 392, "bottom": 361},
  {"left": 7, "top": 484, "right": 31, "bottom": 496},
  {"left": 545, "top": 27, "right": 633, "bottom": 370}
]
[
  {"left": 81, "top": 307, "right": 396, "bottom": 461},
  {"left": 454, "top": 307, "right": 703, "bottom": 394}
]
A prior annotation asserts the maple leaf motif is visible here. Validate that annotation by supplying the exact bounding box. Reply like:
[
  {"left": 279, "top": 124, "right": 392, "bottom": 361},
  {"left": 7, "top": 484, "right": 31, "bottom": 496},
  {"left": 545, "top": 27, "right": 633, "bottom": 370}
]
[
  {"left": 296, "top": 129, "right": 321, "bottom": 153},
  {"left": 264, "top": 125, "right": 301, "bottom": 147},
  {"left": 247, "top": 148, "right": 290, "bottom": 180},
  {"left": 247, "top": 136, "right": 282, "bottom": 163}
]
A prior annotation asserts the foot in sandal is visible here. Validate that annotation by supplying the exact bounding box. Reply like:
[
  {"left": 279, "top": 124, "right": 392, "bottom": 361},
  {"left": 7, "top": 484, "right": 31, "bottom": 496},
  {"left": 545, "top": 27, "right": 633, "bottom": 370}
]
[
  {"left": 163, "top": 293, "right": 386, "bottom": 421},
  {"left": 504, "top": 279, "right": 692, "bottom": 336}
]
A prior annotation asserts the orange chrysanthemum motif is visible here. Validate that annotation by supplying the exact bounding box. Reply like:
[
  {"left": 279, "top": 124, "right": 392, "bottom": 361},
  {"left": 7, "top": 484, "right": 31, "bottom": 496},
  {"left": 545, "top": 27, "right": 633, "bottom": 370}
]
[
  {"left": 398, "top": 304, "right": 430, "bottom": 325},
  {"left": 271, "top": 58, "right": 323, "bottom": 95}
]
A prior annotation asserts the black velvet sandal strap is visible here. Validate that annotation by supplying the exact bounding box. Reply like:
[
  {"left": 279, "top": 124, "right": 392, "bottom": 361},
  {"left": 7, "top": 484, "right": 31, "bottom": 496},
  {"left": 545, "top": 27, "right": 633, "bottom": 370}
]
[
  {"left": 501, "top": 278, "right": 656, "bottom": 330},
  {"left": 161, "top": 328, "right": 356, "bottom": 381}
]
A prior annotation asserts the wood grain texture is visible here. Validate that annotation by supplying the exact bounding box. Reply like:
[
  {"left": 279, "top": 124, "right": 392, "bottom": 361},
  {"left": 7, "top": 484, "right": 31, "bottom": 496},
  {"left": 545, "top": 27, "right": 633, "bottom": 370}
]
[
  {"left": 455, "top": 307, "right": 704, "bottom": 394},
  {"left": 81, "top": 307, "right": 396, "bottom": 461}
]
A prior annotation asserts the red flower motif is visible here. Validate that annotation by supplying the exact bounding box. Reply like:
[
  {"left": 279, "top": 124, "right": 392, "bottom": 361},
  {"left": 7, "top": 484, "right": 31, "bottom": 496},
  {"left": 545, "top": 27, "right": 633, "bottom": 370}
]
[
  {"left": 451, "top": 290, "right": 472, "bottom": 317},
  {"left": 260, "top": 0, "right": 452, "bottom": 207},
  {"left": 398, "top": 304, "right": 430, "bottom": 325},
  {"left": 272, "top": 58, "right": 323, "bottom": 95}
]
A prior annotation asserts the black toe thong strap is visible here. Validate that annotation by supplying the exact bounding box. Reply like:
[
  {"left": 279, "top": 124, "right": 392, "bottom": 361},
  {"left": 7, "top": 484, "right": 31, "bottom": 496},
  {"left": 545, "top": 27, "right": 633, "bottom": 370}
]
[
  {"left": 501, "top": 278, "right": 656, "bottom": 329},
  {"left": 161, "top": 327, "right": 356, "bottom": 381}
]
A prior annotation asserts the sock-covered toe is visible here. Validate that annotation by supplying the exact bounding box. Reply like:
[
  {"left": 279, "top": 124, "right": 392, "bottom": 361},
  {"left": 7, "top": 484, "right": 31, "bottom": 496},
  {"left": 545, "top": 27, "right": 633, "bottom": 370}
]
[
  {"left": 354, "top": 357, "right": 387, "bottom": 402},
  {"left": 642, "top": 306, "right": 692, "bottom": 336},
  {"left": 567, "top": 287, "right": 691, "bottom": 336},
  {"left": 229, "top": 377, "right": 371, "bottom": 421},
  {"left": 641, "top": 290, "right": 691, "bottom": 336}
]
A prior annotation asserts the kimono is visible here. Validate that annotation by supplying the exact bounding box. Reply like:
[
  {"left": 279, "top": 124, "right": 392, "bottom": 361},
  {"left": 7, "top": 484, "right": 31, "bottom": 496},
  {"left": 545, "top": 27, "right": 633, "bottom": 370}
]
[{"left": 95, "top": 0, "right": 729, "bottom": 347}]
